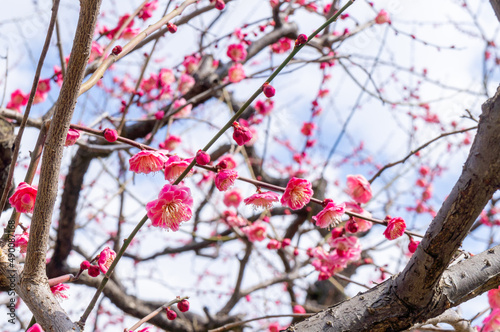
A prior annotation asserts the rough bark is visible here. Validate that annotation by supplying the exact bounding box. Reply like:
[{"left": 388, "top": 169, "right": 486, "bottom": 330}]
[
  {"left": 288, "top": 87, "right": 500, "bottom": 331},
  {"left": 491, "top": 0, "right": 500, "bottom": 22},
  {"left": 0, "top": 118, "right": 14, "bottom": 212},
  {"left": 17, "top": 1, "right": 102, "bottom": 331}
]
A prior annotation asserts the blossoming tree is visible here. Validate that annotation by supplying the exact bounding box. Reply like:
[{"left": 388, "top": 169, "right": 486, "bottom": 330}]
[{"left": 1, "top": 0, "right": 500, "bottom": 331}]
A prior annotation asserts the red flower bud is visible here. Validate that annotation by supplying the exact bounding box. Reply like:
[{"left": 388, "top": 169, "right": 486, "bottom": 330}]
[
  {"left": 88, "top": 265, "right": 100, "bottom": 277},
  {"left": 232, "top": 121, "right": 253, "bottom": 146},
  {"left": 166, "top": 308, "right": 177, "bottom": 320},
  {"left": 262, "top": 82, "right": 275, "bottom": 98},
  {"left": 167, "top": 22, "right": 177, "bottom": 33},
  {"left": 112, "top": 45, "right": 122, "bottom": 55},
  {"left": 80, "top": 260, "right": 90, "bottom": 270},
  {"left": 103, "top": 128, "right": 118, "bottom": 142},
  {"left": 177, "top": 299, "right": 190, "bottom": 312},
  {"left": 215, "top": 0, "right": 225, "bottom": 10},
  {"left": 295, "top": 34, "right": 308, "bottom": 47},
  {"left": 196, "top": 150, "right": 211, "bottom": 166}
]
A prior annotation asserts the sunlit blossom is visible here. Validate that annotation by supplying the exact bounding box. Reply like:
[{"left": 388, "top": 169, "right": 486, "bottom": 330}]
[{"left": 146, "top": 184, "right": 193, "bottom": 231}]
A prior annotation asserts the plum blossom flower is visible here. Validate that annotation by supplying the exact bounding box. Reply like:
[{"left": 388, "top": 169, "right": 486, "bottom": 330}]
[
  {"left": 178, "top": 74, "right": 195, "bottom": 94},
  {"left": 159, "top": 68, "right": 175, "bottom": 86},
  {"left": 228, "top": 63, "right": 245, "bottom": 83},
  {"left": 271, "top": 37, "right": 293, "bottom": 54},
  {"left": 138, "top": 0, "right": 158, "bottom": 20},
  {"left": 293, "top": 305, "right": 306, "bottom": 314},
  {"left": 375, "top": 9, "right": 391, "bottom": 24},
  {"left": 313, "top": 200, "right": 345, "bottom": 229},
  {"left": 6, "top": 89, "right": 28, "bottom": 111},
  {"left": 98, "top": 247, "right": 116, "bottom": 274},
  {"left": 244, "top": 191, "right": 279, "bottom": 210},
  {"left": 489, "top": 286, "right": 500, "bottom": 309},
  {"left": 146, "top": 185, "right": 193, "bottom": 231},
  {"left": 262, "top": 83, "right": 275, "bottom": 98},
  {"left": 255, "top": 99, "right": 274, "bottom": 116},
  {"left": 14, "top": 231, "right": 29, "bottom": 254},
  {"left": 164, "top": 155, "right": 193, "bottom": 183},
  {"left": 34, "top": 78, "right": 51, "bottom": 104},
  {"left": 345, "top": 202, "right": 372, "bottom": 232},
  {"left": 65, "top": 128, "right": 81, "bottom": 146},
  {"left": 241, "top": 221, "right": 267, "bottom": 242},
  {"left": 267, "top": 239, "right": 281, "bottom": 250},
  {"left": 160, "top": 135, "right": 182, "bottom": 151},
  {"left": 328, "top": 236, "right": 361, "bottom": 260},
  {"left": 195, "top": 150, "right": 211, "bottom": 166},
  {"left": 232, "top": 121, "right": 253, "bottom": 146},
  {"left": 346, "top": 174, "right": 372, "bottom": 204},
  {"left": 50, "top": 283, "right": 70, "bottom": 300},
  {"left": 280, "top": 177, "right": 313, "bottom": 210},
  {"left": 222, "top": 210, "right": 247, "bottom": 227},
  {"left": 482, "top": 308, "right": 500, "bottom": 332},
  {"left": 129, "top": 150, "right": 168, "bottom": 174},
  {"left": 183, "top": 55, "right": 201, "bottom": 74},
  {"left": 27, "top": 323, "right": 44, "bottom": 332},
  {"left": 311, "top": 246, "right": 350, "bottom": 280},
  {"left": 172, "top": 98, "right": 193, "bottom": 118},
  {"left": 383, "top": 217, "right": 406, "bottom": 240},
  {"left": 215, "top": 169, "right": 238, "bottom": 191},
  {"left": 9, "top": 182, "right": 37, "bottom": 213},
  {"left": 300, "top": 122, "right": 316, "bottom": 136},
  {"left": 223, "top": 189, "right": 243, "bottom": 208},
  {"left": 408, "top": 238, "right": 420, "bottom": 254},
  {"left": 217, "top": 154, "right": 238, "bottom": 169},
  {"left": 227, "top": 43, "right": 247, "bottom": 62}
]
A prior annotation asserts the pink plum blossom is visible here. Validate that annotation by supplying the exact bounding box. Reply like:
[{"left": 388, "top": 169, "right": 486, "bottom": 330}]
[
  {"left": 232, "top": 121, "right": 253, "bottom": 146},
  {"left": 164, "top": 155, "right": 193, "bottom": 183},
  {"left": 241, "top": 221, "right": 267, "bottom": 242},
  {"left": 138, "top": 0, "right": 158, "bottom": 20},
  {"left": 346, "top": 174, "right": 372, "bottom": 204},
  {"left": 172, "top": 98, "right": 193, "bottom": 118},
  {"left": 328, "top": 236, "right": 361, "bottom": 260},
  {"left": 146, "top": 184, "right": 193, "bottom": 231},
  {"left": 129, "top": 150, "right": 168, "bottom": 174},
  {"left": 27, "top": 324, "right": 44, "bottom": 332},
  {"left": 408, "top": 239, "right": 420, "bottom": 254},
  {"left": 223, "top": 189, "right": 243, "bottom": 208},
  {"left": 228, "top": 63, "right": 245, "bottom": 83},
  {"left": 65, "top": 128, "right": 81, "bottom": 146},
  {"left": 255, "top": 99, "right": 274, "bottom": 115},
  {"left": 103, "top": 128, "right": 118, "bottom": 142},
  {"left": 345, "top": 202, "right": 372, "bottom": 232},
  {"left": 183, "top": 55, "right": 201, "bottom": 74},
  {"left": 9, "top": 182, "right": 37, "bottom": 213},
  {"left": 489, "top": 286, "right": 500, "bottom": 308},
  {"left": 482, "top": 308, "right": 500, "bottom": 332},
  {"left": 178, "top": 74, "right": 195, "bottom": 94},
  {"left": 300, "top": 122, "right": 316, "bottom": 136},
  {"left": 50, "top": 283, "right": 70, "bottom": 300},
  {"left": 217, "top": 155, "right": 238, "bottom": 169},
  {"left": 383, "top": 217, "right": 406, "bottom": 240},
  {"left": 227, "top": 43, "right": 247, "bottom": 62},
  {"left": 98, "top": 247, "right": 116, "bottom": 274},
  {"left": 14, "top": 231, "right": 29, "bottom": 254},
  {"left": 280, "top": 177, "right": 313, "bottom": 210},
  {"left": 160, "top": 135, "right": 182, "bottom": 151},
  {"left": 222, "top": 210, "right": 247, "bottom": 227},
  {"left": 262, "top": 83, "right": 275, "bottom": 98},
  {"left": 6, "top": 89, "right": 28, "bottom": 111},
  {"left": 195, "top": 150, "right": 211, "bottom": 166},
  {"left": 215, "top": 169, "right": 238, "bottom": 191},
  {"left": 313, "top": 200, "right": 345, "bottom": 229},
  {"left": 375, "top": 9, "right": 391, "bottom": 24},
  {"left": 159, "top": 68, "right": 175, "bottom": 86},
  {"left": 244, "top": 191, "right": 280, "bottom": 210},
  {"left": 293, "top": 305, "right": 306, "bottom": 314}
]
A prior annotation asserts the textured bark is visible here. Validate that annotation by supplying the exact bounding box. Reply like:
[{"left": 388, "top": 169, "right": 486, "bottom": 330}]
[
  {"left": 17, "top": 1, "right": 102, "bottom": 331},
  {"left": 0, "top": 118, "right": 14, "bottom": 212},
  {"left": 491, "top": 0, "right": 500, "bottom": 22},
  {"left": 288, "top": 87, "right": 500, "bottom": 331}
]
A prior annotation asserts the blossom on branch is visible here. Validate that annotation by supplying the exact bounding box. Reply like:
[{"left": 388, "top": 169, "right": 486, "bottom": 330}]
[
  {"left": 244, "top": 191, "right": 280, "bottom": 210},
  {"left": 280, "top": 177, "right": 313, "bottom": 210},
  {"left": 313, "top": 200, "right": 345, "bottom": 229},
  {"left": 346, "top": 174, "right": 372, "bottom": 204},
  {"left": 383, "top": 216, "right": 406, "bottom": 240},
  {"left": 146, "top": 184, "right": 193, "bottom": 231},
  {"left": 129, "top": 150, "right": 168, "bottom": 174},
  {"left": 9, "top": 182, "right": 37, "bottom": 214},
  {"left": 215, "top": 169, "right": 238, "bottom": 191},
  {"left": 98, "top": 247, "right": 117, "bottom": 274},
  {"left": 65, "top": 128, "right": 81, "bottom": 146}
]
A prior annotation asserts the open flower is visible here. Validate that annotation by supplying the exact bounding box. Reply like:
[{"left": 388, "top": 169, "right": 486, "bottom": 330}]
[
  {"left": 215, "top": 169, "right": 238, "bottom": 191},
  {"left": 27, "top": 324, "right": 44, "bottom": 332},
  {"left": 9, "top": 182, "right": 38, "bottom": 213},
  {"left": 346, "top": 175, "right": 372, "bottom": 204},
  {"left": 146, "top": 184, "right": 193, "bottom": 231},
  {"left": 164, "top": 155, "right": 193, "bottom": 183},
  {"left": 280, "top": 177, "right": 313, "bottom": 210},
  {"left": 50, "top": 283, "right": 70, "bottom": 300},
  {"left": 241, "top": 221, "right": 267, "bottom": 242},
  {"left": 313, "top": 200, "right": 345, "bottom": 229},
  {"left": 98, "top": 247, "right": 116, "bottom": 274},
  {"left": 65, "top": 128, "right": 81, "bottom": 146},
  {"left": 14, "top": 231, "right": 30, "bottom": 254},
  {"left": 244, "top": 191, "right": 279, "bottom": 210},
  {"left": 129, "top": 150, "right": 168, "bottom": 174},
  {"left": 228, "top": 63, "right": 246, "bottom": 83},
  {"left": 224, "top": 189, "right": 243, "bottom": 208},
  {"left": 227, "top": 43, "right": 247, "bottom": 62},
  {"left": 383, "top": 217, "right": 406, "bottom": 240},
  {"left": 375, "top": 9, "right": 391, "bottom": 24},
  {"left": 345, "top": 202, "right": 372, "bottom": 232}
]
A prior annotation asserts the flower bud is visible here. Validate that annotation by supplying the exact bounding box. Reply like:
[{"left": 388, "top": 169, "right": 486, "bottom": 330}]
[
  {"left": 167, "top": 22, "right": 177, "bottom": 33},
  {"left": 103, "top": 128, "right": 118, "bottom": 142},
  {"left": 196, "top": 150, "right": 211, "bottom": 166},
  {"left": 177, "top": 299, "right": 190, "bottom": 312},
  {"left": 262, "top": 82, "right": 275, "bottom": 98},
  {"left": 295, "top": 34, "right": 308, "bottom": 47},
  {"left": 112, "top": 45, "right": 122, "bottom": 55}
]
